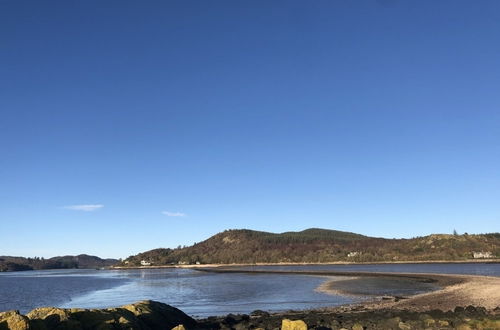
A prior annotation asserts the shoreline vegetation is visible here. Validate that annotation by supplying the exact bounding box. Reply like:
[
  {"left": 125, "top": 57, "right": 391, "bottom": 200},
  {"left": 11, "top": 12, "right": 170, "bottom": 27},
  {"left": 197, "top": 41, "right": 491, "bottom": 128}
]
[
  {"left": 2, "top": 258, "right": 497, "bottom": 274},
  {"left": 1, "top": 270, "right": 499, "bottom": 329}
]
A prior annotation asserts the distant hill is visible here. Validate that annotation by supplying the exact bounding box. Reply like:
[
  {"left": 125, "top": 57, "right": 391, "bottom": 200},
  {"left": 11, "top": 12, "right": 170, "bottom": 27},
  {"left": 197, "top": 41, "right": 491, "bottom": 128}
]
[
  {"left": 121, "top": 228, "right": 500, "bottom": 266},
  {"left": 0, "top": 254, "right": 118, "bottom": 272}
]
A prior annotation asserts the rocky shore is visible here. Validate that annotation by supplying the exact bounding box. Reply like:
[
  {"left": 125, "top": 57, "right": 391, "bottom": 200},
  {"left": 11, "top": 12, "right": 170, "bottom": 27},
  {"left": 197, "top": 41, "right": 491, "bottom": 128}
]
[
  {"left": 0, "top": 300, "right": 196, "bottom": 330},
  {"left": 1, "top": 300, "right": 499, "bottom": 330}
]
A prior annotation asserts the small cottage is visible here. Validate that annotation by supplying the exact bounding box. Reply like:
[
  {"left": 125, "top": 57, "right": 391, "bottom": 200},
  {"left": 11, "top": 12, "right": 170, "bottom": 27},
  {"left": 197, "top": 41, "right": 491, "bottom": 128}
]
[{"left": 472, "top": 251, "right": 493, "bottom": 259}]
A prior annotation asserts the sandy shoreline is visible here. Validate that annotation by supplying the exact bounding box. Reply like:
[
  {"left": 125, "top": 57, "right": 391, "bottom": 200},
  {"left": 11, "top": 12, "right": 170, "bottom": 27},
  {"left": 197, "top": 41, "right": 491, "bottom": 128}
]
[
  {"left": 111, "top": 259, "right": 499, "bottom": 270},
  {"left": 197, "top": 268, "right": 500, "bottom": 312}
]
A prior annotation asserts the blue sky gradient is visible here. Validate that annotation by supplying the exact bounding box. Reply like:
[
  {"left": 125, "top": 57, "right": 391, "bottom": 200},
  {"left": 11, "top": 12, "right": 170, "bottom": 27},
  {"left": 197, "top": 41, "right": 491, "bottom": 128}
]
[{"left": 1, "top": 1, "right": 499, "bottom": 258}]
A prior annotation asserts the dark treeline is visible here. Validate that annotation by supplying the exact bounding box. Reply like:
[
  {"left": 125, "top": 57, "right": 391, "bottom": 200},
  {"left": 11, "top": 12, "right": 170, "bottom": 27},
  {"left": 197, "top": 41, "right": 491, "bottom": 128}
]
[
  {"left": 122, "top": 228, "right": 500, "bottom": 266},
  {"left": 0, "top": 254, "right": 118, "bottom": 272}
]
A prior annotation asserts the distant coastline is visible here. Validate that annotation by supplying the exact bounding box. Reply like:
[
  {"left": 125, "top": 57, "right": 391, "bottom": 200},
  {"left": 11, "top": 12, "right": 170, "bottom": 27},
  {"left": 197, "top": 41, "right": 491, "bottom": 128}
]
[
  {"left": 2, "top": 258, "right": 497, "bottom": 273},
  {"left": 111, "top": 259, "right": 499, "bottom": 271},
  {"left": 0, "top": 254, "right": 118, "bottom": 272}
]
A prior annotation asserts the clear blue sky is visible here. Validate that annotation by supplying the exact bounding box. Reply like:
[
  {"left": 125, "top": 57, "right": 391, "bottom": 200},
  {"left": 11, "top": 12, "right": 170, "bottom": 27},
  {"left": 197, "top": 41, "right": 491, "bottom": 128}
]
[{"left": 1, "top": 1, "right": 499, "bottom": 259}]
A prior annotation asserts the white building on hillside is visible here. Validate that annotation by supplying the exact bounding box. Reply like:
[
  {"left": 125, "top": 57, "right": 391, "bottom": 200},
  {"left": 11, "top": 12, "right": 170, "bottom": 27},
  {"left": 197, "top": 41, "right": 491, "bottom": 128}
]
[{"left": 472, "top": 251, "right": 493, "bottom": 259}]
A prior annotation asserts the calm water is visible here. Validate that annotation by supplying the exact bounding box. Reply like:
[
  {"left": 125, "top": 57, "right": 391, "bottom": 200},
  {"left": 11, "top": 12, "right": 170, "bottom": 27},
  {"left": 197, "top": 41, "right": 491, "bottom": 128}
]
[
  {"left": 236, "top": 262, "right": 500, "bottom": 276},
  {"left": 0, "top": 263, "right": 498, "bottom": 317}
]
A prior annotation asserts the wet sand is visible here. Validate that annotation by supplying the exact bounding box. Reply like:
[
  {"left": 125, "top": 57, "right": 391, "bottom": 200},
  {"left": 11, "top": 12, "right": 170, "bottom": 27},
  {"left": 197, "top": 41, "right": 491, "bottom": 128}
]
[
  {"left": 357, "top": 273, "right": 500, "bottom": 312},
  {"left": 316, "top": 275, "right": 438, "bottom": 297}
]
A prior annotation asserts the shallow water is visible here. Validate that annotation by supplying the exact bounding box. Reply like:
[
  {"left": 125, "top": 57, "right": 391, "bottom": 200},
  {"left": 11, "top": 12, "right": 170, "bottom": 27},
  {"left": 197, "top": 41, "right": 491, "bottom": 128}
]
[
  {"left": 0, "top": 263, "right": 497, "bottom": 317},
  {"left": 0, "top": 269, "right": 129, "bottom": 315},
  {"left": 0, "top": 268, "right": 358, "bottom": 317}
]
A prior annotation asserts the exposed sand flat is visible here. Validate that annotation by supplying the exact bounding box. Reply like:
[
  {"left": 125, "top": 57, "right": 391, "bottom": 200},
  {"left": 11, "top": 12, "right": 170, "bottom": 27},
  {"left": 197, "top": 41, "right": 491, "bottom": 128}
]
[
  {"left": 366, "top": 274, "right": 500, "bottom": 311},
  {"left": 317, "top": 272, "right": 500, "bottom": 311}
]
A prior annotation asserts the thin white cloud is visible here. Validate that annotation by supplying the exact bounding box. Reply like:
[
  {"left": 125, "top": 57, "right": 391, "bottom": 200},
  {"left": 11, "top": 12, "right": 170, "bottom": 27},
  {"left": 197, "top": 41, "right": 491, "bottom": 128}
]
[
  {"left": 162, "top": 211, "right": 186, "bottom": 217},
  {"left": 63, "top": 204, "right": 104, "bottom": 212}
]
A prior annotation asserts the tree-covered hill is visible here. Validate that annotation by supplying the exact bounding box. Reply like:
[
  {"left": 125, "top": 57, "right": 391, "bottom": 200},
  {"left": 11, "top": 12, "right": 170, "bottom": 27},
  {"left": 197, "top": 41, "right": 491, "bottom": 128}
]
[
  {"left": 121, "top": 229, "right": 500, "bottom": 266},
  {"left": 0, "top": 254, "right": 118, "bottom": 272}
]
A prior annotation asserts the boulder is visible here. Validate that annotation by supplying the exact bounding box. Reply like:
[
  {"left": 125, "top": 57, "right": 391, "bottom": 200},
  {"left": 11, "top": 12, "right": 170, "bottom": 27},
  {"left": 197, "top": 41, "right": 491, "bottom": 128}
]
[
  {"left": 380, "top": 316, "right": 401, "bottom": 329},
  {"left": 398, "top": 321, "right": 411, "bottom": 330},
  {"left": 68, "top": 308, "right": 136, "bottom": 329},
  {"left": 464, "top": 305, "right": 486, "bottom": 317},
  {"left": 422, "top": 318, "right": 435, "bottom": 327},
  {"left": 438, "top": 320, "right": 449, "bottom": 327},
  {"left": 250, "top": 310, "right": 270, "bottom": 317},
  {"left": 281, "top": 319, "right": 307, "bottom": 330},
  {"left": 27, "top": 307, "right": 74, "bottom": 329},
  {"left": 171, "top": 325, "right": 185, "bottom": 330},
  {"left": 121, "top": 300, "right": 196, "bottom": 329},
  {"left": 0, "top": 311, "right": 29, "bottom": 330}
]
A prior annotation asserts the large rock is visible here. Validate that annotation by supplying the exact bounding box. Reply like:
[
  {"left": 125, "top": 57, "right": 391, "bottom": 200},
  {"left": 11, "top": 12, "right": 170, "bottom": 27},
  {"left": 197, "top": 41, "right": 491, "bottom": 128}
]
[
  {"left": 281, "top": 319, "right": 307, "bottom": 330},
  {"left": 63, "top": 308, "right": 136, "bottom": 329},
  {"left": 27, "top": 307, "right": 75, "bottom": 329},
  {"left": 0, "top": 311, "right": 30, "bottom": 330},
  {"left": 171, "top": 325, "right": 185, "bottom": 330},
  {"left": 19, "top": 301, "right": 195, "bottom": 330},
  {"left": 120, "top": 300, "right": 196, "bottom": 329}
]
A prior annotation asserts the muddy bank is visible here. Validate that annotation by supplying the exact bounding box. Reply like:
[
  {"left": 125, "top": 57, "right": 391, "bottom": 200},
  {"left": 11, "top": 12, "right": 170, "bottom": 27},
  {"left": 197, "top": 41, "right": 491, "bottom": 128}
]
[{"left": 316, "top": 276, "right": 438, "bottom": 298}]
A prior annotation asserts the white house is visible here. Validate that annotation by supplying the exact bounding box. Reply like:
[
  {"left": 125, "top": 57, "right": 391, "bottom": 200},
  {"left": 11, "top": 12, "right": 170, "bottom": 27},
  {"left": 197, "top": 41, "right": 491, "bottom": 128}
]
[
  {"left": 140, "top": 260, "right": 152, "bottom": 266},
  {"left": 472, "top": 251, "right": 493, "bottom": 259}
]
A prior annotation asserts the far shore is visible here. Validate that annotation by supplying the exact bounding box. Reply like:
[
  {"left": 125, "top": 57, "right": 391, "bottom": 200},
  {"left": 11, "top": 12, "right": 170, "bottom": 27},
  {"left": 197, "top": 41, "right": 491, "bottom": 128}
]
[{"left": 110, "top": 259, "right": 499, "bottom": 270}]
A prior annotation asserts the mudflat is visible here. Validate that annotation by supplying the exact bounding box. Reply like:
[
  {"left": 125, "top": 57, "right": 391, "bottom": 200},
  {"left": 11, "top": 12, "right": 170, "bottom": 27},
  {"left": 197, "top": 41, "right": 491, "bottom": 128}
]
[
  {"left": 357, "top": 273, "right": 500, "bottom": 312},
  {"left": 199, "top": 268, "right": 500, "bottom": 312}
]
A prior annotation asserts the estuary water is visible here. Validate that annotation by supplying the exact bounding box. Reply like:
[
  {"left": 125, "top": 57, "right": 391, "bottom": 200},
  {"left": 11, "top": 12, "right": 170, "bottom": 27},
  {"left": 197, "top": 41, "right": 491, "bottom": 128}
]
[{"left": 0, "top": 263, "right": 498, "bottom": 318}]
